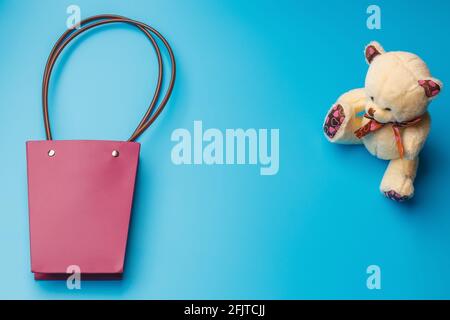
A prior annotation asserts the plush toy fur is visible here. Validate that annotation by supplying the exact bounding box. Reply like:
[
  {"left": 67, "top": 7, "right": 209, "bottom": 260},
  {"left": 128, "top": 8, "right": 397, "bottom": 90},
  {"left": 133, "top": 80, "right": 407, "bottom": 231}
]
[{"left": 323, "top": 41, "right": 442, "bottom": 201}]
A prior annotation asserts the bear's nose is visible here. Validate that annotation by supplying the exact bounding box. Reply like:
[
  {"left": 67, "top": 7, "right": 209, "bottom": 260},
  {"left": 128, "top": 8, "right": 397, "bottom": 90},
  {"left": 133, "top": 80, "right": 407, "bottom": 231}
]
[{"left": 368, "top": 108, "right": 376, "bottom": 117}]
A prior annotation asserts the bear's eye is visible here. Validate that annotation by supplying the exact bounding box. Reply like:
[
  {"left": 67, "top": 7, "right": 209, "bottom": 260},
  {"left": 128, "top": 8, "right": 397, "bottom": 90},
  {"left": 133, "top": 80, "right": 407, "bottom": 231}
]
[
  {"left": 384, "top": 107, "right": 392, "bottom": 111},
  {"left": 370, "top": 96, "right": 374, "bottom": 102}
]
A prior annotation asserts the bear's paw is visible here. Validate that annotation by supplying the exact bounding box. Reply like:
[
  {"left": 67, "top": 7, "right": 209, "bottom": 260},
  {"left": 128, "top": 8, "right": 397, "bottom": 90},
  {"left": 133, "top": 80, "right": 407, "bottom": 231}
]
[{"left": 323, "top": 104, "right": 346, "bottom": 139}]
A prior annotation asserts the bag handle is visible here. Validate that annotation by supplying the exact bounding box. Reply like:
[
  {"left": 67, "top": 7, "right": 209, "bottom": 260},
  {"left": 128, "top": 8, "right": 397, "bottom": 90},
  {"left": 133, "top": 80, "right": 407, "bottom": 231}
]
[{"left": 42, "top": 14, "right": 176, "bottom": 141}]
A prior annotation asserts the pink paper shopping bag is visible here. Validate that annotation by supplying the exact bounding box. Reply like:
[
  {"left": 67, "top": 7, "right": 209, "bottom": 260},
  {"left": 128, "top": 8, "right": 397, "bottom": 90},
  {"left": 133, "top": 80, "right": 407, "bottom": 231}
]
[{"left": 26, "top": 15, "right": 176, "bottom": 280}]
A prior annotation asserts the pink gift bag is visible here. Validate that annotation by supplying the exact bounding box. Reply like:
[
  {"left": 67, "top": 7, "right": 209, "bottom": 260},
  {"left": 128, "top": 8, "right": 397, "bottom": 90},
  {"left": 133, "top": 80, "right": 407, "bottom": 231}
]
[{"left": 26, "top": 15, "right": 175, "bottom": 280}]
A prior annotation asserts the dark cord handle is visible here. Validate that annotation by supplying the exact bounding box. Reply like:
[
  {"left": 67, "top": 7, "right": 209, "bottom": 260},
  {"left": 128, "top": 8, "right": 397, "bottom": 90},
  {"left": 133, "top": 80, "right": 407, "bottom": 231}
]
[{"left": 42, "top": 14, "right": 176, "bottom": 141}]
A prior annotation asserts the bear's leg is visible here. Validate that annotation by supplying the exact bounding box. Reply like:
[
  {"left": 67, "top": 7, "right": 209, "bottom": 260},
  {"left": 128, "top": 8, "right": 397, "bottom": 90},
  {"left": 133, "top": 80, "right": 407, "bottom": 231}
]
[
  {"left": 380, "top": 157, "right": 419, "bottom": 202},
  {"left": 323, "top": 88, "right": 366, "bottom": 144}
]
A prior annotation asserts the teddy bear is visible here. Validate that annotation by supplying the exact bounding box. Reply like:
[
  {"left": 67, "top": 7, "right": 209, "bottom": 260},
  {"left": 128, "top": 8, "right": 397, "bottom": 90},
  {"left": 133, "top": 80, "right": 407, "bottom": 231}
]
[{"left": 323, "top": 41, "right": 442, "bottom": 201}]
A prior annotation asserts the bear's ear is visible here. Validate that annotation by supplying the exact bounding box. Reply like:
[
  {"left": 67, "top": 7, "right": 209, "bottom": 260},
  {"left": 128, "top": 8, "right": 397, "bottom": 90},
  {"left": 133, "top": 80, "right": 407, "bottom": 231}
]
[
  {"left": 418, "top": 78, "right": 443, "bottom": 99},
  {"left": 364, "top": 41, "right": 385, "bottom": 64}
]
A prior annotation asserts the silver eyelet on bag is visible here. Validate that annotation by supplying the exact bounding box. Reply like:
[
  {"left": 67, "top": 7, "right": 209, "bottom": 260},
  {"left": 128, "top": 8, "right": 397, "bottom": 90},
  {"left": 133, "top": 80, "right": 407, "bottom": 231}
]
[
  {"left": 112, "top": 150, "right": 120, "bottom": 157},
  {"left": 48, "top": 149, "right": 56, "bottom": 157}
]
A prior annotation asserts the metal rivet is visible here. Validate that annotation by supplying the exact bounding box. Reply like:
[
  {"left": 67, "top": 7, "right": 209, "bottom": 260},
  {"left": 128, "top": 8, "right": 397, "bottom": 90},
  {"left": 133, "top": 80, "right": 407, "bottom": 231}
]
[
  {"left": 48, "top": 149, "right": 56, "bottom": 157},
  {"left": 112, "top": 150, "right": 119, "bottom": 157}
]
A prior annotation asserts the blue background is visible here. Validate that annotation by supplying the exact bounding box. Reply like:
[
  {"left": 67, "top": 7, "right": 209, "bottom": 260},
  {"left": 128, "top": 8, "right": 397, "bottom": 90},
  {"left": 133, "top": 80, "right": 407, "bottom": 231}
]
[{"left": 0, "top": 0, "right": 449, "bottom": 299}]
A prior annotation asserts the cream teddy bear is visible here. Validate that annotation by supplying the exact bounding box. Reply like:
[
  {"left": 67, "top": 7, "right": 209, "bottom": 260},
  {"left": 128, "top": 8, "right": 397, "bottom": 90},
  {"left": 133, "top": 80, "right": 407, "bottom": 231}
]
[{"left": 323, "top": 41, "right": 442, "bottom": 201}]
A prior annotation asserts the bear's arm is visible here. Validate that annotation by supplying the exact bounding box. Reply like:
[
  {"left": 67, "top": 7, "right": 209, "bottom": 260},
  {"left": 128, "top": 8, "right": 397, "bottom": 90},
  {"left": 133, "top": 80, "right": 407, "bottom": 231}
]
[
  {"left": 402, "top": 112, "right": 431, "bottom": 160},
  {"left": 337, "top": 88, "right": 367, "bottom": 114}
]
